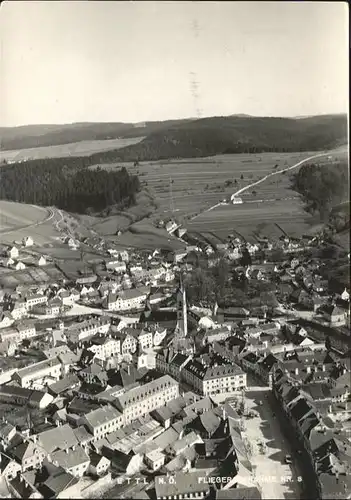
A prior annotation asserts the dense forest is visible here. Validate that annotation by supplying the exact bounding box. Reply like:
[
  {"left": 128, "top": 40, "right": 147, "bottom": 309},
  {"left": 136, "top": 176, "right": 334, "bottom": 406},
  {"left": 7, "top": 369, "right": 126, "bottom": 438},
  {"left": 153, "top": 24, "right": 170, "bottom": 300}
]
[
  {"left": 1, "top": 115, "right": 347, "bottom": 160},
  {"left": 292, "top": 160, "right": 349, "bottom": 220},
  {"left": 0, "top": 160, "right": 140, "bottom": 214}
]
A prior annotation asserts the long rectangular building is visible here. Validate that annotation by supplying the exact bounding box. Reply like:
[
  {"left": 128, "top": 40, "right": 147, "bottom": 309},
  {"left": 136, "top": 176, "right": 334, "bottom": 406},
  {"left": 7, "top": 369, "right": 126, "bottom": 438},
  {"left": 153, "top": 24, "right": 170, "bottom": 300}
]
[
  {"left": 114, "top": 375, "right": 179, "bottom": 424},
  {"left": 12, "top": 357, "right": 62, "bottom": 388}
]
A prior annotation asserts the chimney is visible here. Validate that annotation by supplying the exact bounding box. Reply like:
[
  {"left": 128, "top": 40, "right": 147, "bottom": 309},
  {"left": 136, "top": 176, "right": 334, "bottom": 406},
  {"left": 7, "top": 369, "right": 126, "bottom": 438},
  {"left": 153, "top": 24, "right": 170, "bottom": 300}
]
[{"left": 295, "top": 368, "right": 299, "bottom": 375}]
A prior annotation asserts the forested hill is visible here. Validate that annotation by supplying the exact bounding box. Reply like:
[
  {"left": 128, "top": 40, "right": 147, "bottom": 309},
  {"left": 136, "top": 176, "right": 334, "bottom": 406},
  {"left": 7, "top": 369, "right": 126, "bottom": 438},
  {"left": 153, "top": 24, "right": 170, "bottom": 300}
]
[
  {"left": 0, "top": 159, "right": 140, "bottom": 215},
  {"left": 292, "top": 159, "right": 349, "bottom": 221},
  {"left": 0, "top": 119, "right": 192, "bottom": 150},
  {"left": 74, "top": 114, "right": 348, "bottom": 164},
  {"left": 1, "top": 114, "right": 346, "bottom": 156}
]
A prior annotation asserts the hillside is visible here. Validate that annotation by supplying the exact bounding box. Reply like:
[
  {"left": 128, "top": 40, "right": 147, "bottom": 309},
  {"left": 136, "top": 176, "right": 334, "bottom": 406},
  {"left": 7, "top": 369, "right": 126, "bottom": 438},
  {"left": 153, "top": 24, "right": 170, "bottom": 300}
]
[
  {"left": 0, "top": 119, "right": 192, "bottom": 150},
  {"left": 72, "top": 114, "right": 348, "bottom": 164},
  {"left": 1, "top": 114, "right": 346, "bottom": 157},
  {"left": 0, "top": 160, "right": 140, "bottom": 215}
]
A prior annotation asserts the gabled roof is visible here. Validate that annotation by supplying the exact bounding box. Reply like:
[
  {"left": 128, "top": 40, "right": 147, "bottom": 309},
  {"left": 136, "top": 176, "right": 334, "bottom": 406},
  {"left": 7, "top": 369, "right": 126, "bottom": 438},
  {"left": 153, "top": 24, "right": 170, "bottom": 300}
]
[{"left": 37, "top": 424, "right": 78, "bottom": 454}]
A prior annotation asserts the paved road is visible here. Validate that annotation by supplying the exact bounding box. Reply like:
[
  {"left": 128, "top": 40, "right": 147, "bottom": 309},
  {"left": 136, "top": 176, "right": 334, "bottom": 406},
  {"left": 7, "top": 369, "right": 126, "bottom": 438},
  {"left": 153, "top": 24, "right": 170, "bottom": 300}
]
[{"left": 190, "top": 151, "right": 336, "bottom": 221}]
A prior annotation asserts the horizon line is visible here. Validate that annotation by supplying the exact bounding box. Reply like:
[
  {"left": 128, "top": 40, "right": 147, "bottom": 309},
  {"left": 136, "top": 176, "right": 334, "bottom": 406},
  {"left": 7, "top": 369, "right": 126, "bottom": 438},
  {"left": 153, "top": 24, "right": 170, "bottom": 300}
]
[{"left": 1, "top": 111, "right": 348, "bottom": 129}]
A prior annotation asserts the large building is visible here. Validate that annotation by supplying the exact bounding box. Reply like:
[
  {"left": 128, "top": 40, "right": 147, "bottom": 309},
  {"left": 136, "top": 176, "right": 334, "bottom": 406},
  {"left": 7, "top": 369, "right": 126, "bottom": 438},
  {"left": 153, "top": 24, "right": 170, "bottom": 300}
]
[
  {"left": 67, "top": 317, "right": 111, "bottom": 343},
  {"left": 114, "top": 375, "right": 179, "bottom": 424},
  {"left": 182, "top": 358, "right": 247, "bottom": 397},
  {"left": 104, "top": 288, "right": 148, "bottom": 312},
  {"left": 12, "top": 357, "right": 62, "bottom": 388},
  {"left": 79, "top": 405, "right": 123, "bottom": 440}
]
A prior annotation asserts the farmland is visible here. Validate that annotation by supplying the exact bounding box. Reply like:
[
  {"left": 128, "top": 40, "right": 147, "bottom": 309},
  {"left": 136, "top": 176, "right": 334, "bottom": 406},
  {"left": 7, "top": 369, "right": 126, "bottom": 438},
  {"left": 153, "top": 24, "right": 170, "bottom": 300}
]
[
  {"left": 90, "top": 151, "right": 318, "bottom": 220},
  {"left": 0, "top": 137, "right": 144, "bottom": 163},
  {"left": 87, "top": 148, "right": 348, "bottom": 247},
  {"left": 0, "top": 201, "right": 49, "bottom": 232},
  {"left": 185, "top": 148, "right": 349, "bottom": 243}
]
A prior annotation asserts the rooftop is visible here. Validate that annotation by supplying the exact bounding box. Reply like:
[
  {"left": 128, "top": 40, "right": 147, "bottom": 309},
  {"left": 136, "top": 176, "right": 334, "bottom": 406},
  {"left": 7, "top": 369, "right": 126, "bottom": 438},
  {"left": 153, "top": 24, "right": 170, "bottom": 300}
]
[
  {"left": 115, "top": 375, "right": 178, "bottom": 410},
  {"left": 83, "top": 404, "right": 122, "bottom": 429}
]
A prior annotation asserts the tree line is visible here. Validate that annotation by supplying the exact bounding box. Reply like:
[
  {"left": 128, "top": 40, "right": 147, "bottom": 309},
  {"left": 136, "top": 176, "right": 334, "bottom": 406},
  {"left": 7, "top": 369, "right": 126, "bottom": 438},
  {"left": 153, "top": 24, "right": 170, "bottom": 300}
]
[
  {"left": 0, "top": 160, "right": 140, "bottom": 214},
  {"left": 292, "top": 160, "right": 349, "bottom": 221}
]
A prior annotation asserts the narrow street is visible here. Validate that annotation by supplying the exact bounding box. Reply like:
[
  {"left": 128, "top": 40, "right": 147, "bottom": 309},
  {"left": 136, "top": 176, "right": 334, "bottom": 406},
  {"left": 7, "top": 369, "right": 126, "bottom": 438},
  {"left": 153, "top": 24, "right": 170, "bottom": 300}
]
[{"left": 242, "top": 374, "right": 304, "bottom": 500}]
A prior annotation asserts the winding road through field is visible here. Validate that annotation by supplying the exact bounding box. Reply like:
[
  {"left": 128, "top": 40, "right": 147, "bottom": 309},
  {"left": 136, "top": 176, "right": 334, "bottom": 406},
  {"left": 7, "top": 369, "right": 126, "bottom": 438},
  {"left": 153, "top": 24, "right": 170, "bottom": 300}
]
[{"left": 190, "top": 151, "right": 334, "bottom": 221}]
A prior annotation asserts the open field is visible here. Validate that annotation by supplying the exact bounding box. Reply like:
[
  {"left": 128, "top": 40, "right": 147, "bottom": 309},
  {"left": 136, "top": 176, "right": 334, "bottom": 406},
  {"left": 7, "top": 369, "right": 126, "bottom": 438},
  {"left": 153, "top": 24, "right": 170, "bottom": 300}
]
[
  {"left": 0, "top": 137, "right": 144, "bottom": 162},
  {"left": 89, "top": 151, "right": 320, "bottom": 221},
  {"left": 88, "top": 190, "right": 157, "bottom": 236},
  {"left": 186, "top": 199, "right": 314, "bottom": 243},
  {"left": 0, "top": 201, "right": 49, "bottom": 232},
  {"left": 107, "top": 220, "right": 186, "bottom": 251},
  {"left": 185, "top": 148, "right": 348, "bottom": 243}
]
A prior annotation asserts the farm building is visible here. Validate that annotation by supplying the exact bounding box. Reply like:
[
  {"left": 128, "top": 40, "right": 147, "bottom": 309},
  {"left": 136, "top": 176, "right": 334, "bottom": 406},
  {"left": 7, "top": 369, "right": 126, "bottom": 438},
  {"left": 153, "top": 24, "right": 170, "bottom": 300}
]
[
  {"left": 22, "top": 236, "right": 34, "bottom": 247},
  {"left": 231, "top": 196, "right": 243, "bottom": 204}
]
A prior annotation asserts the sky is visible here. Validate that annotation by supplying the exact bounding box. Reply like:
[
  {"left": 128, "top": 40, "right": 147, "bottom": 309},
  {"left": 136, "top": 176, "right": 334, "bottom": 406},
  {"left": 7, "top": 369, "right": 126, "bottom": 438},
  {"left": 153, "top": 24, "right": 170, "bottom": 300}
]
[{"left": 0, "top": 1, "right": 349, "bottom": 127}]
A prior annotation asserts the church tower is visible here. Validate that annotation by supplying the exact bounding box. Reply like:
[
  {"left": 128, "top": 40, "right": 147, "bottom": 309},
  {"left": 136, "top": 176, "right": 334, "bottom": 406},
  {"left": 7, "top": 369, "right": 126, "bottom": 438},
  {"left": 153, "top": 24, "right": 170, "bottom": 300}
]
[{"left": 175, "top": 275, "right": 188, "bottom": 338}]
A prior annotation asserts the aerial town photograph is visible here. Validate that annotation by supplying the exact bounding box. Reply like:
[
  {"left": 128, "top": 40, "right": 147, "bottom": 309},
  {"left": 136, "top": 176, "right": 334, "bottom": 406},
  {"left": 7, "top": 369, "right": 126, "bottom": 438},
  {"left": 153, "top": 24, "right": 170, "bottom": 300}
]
[{"left": 0, "top": 1, "right": 349, "bottom": 499}]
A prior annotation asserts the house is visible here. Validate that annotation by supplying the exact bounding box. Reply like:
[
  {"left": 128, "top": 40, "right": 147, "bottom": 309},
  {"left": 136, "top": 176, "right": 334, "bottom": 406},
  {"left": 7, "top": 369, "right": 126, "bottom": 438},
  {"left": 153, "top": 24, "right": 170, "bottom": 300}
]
[
  {"left": 9, "top": 301, "right": 26, "bottom": 320},
  {"left": 8, "top": 246, "right": 19, "bottom": 259},
  {"left": 88, "top": 452, "right": 110, "bottom": 476},
  {"left": 0, "top": 340, "right": 16, "bottom": 356},
  {"left": 22, "top": 236, "right": 34, "bottom": 247},
  {"left": 11, "top": 439, "right": 47, "bottom": 471},
  {"left": 105, "top": 260, "right": 127, "bottom": 273},
  {"left": 37, "top": 256, "right": 46, "bottom": 266},
  {"left": 50, "top": 446, "right": 90, "bottom": 478},
  {"left": 320, "top": 305, "right": 346, "bottom": 327},
  {"left": 79, "top": 405, "right": 123, "bottom": 440},
  {"left": 36, "top": 463, "right": 81, "bottom": 499},
  {"left": 104, "top": 288, "right": 148, "bottom": 312},
  {"left": 231, "top": 197, "right": 243, "bottom": 204},
  {"left": 102, "top": 447, "right": 143, "bottom": 475},
  {"left": 25, "top": 293, "right": 48, "bottom": 310},
  {"left": 0, "top": 385, "right": 54, "bottom": 409},
  {"left": 67, "top": 316, "right": 111, "bottom": 343},
  {"left": 127, "top": 326, "right": 153, "bottom": 350},
  {"left": 79, "top": 363, "right": 109, "bottom": 386},
  {"left": 182, "top": 359, "right": 246, "bottom": 397},
  {"left": 0, "top": 422, "right": 17, "bottom": 449},
  {"left": 17, "top": 321, "right": 36, "bottom": 340},
  {"left": 88, "top": 334, "right": 121, "bottom": 360},
  {"left": 14, "top": 261, "right": 26, "bottom": 271},
  {"left": 0, "top": 453, "right": 21, "bottom": 480},
  {"left": 12, "top": 357, "right": 62, "bottom": 388},
  {"left": 145, "top": 449, "right": 165, "bottom": 471},
  {"left": 169, "top": 353, "right": 192, "bottom": 381},
  {"left": 341, "top": 288, "right": 350, "bottom": 302},
  {"left": 4, "top": 257, "right": 15, "bottom": 267},
  {"left": 58, "top": 289, "right": 80, "bottom": 306},
  {"left": 0, "top": 311, "right": 14, "bottom": 330}
]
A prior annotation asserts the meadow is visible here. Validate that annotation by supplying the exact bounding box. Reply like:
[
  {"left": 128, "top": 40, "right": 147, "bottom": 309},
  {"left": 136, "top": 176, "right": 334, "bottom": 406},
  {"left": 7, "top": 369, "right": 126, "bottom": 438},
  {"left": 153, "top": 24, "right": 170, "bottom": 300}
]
[
  {"left": 0, "top": 137, "right": 144, "bottom": 163},
  {"left": 0, "top": 200, "right": 49, "bottom": 232}
]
